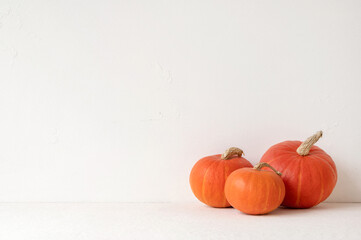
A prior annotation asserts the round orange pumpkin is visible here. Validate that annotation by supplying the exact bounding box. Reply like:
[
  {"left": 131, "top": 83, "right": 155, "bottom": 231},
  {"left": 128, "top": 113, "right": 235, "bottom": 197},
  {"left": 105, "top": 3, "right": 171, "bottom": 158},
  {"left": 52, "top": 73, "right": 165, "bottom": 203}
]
[
  {"left": 260, "top": 131, "right": 337, "bottom": 208},
  {"left": 225, "top": 162, "right": 285, "bottom": 215},
  {"left": 189, "top": 147, "right": 253, "bottom": 207}
]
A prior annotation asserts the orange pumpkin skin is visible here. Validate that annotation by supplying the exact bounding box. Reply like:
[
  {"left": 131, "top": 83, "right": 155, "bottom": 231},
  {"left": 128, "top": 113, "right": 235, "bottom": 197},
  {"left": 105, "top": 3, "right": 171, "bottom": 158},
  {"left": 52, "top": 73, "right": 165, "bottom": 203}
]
[
  {"left": 225, "top": 167, "right": 285, "bottom": 215},
  {"left": 260, "top": 140, "right": 337, "bottom": 208},
  {"left": 190, "top": 149, "right": 252, "bottom": 208}
]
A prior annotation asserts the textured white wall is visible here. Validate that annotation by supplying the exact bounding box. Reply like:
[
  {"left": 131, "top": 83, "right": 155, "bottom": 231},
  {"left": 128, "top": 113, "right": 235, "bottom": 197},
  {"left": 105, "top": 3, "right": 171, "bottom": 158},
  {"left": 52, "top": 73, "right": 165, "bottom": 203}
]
[{"left": 0, "top": 0, "right": 360, "bottom": 202}]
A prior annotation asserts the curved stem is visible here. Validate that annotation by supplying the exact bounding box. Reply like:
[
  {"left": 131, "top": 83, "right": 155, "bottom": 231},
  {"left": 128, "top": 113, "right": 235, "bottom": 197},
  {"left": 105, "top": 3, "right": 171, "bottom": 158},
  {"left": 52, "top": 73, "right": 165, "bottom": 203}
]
[
  {"left": 296, "top": 131, "right": 323, "bottom": 156},
  {"left": 254, "top": 162, "right": 282, "bottom": 176},
  {"left": 221, "top": 147, "right": 244, "bottom": 160}
]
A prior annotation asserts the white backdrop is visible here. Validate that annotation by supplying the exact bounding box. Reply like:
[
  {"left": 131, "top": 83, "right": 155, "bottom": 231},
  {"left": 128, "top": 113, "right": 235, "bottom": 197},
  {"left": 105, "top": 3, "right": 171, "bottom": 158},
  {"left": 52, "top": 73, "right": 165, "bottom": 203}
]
[{"left": 0, "top": 0, "right": 360, "bottom": 202}]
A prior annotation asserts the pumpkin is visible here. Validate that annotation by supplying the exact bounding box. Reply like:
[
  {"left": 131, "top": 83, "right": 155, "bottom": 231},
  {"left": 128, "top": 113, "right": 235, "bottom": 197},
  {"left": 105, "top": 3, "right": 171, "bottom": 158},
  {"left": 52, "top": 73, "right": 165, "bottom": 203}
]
[
  {"left": 260, "top": 131, "right": 337, "bottom": 208},
  {"left": 225, "top": 162, "right": 285, "bottom": 215},
  {"left": 189, "top": 147, "right": 253, "bottom": 207}
]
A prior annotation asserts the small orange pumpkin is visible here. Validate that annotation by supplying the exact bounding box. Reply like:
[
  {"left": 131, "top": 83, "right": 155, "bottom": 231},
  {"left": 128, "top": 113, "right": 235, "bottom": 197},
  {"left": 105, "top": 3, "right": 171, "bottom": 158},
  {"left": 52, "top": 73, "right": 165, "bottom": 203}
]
[
  {"left": 260, "top": 131, "right": 337, "bottom": 208},
  {"left": 225, "top": 162, "right": 285, "bottom": 215},
  {"left": 189, "top": 147, "right": 253, "bottom": 207}
]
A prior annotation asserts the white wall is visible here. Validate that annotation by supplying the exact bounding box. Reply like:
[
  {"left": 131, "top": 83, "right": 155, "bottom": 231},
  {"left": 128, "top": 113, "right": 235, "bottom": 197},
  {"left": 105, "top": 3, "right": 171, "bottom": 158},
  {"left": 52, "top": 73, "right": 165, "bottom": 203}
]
[{"left": 0, "top": 0, "right": 360, "bottom": 202}]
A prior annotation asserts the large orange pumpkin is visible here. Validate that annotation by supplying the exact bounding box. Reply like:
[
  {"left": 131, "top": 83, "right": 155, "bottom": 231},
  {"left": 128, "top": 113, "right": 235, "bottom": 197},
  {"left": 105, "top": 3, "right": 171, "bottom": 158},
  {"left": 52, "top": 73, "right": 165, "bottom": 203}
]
[
  {"left": 225, "top": 162, "right": 285, "bottom": 215},
  {"left": 260, "top": 131, "right": 337, "bottom": 208},
  {"left": 189, "top": 147, "right": 253, "bottom": 207}
]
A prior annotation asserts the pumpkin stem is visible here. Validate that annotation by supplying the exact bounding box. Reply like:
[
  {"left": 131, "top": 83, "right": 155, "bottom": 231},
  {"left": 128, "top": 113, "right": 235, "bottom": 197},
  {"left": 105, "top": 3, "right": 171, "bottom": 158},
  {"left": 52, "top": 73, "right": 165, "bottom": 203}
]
[
  {"left": 254, "top": 162, "right": 282, "bottom": 176},
  {"left": 221, "top": 147, "right": 244, "bottom": 160},
  {"left": 296, "top": 131, "right": 323, "bottom": 156}
]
